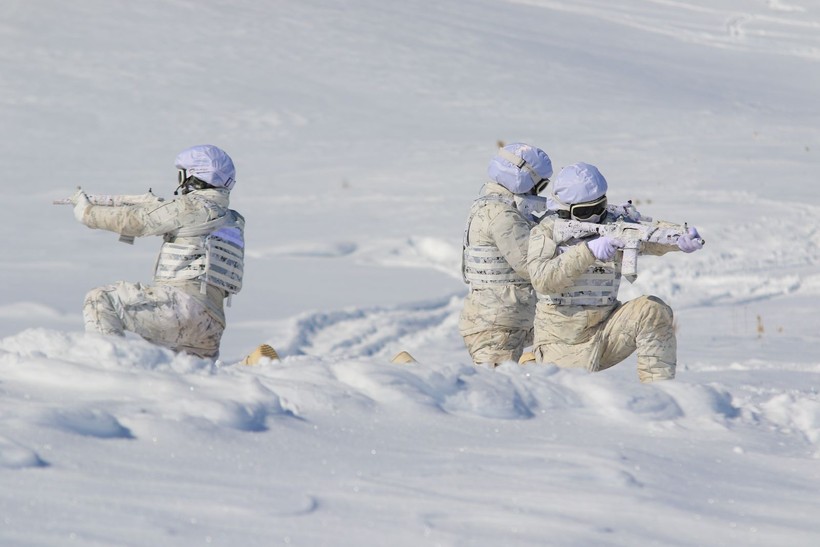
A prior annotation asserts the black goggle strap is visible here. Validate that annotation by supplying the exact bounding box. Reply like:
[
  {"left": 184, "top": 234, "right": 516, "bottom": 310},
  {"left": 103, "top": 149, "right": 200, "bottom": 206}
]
[
  {"left": 175, "top": 168, "right": 196, "bottom": 195},
  {"left": 497, "top": 147, "right": 549, "bottom": 193},
  {"left": 532, "top": 176, "right": 551, "bottom": 194}
]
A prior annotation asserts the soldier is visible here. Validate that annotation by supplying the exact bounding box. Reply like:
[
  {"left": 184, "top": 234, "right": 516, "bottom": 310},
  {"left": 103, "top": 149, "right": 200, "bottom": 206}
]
[
  {"left": 525, "top": 162, "right": 703, "bottom": 382},
  {"left": 70, "top": 144, "right": 244, "bottom": 359},
  {"left": 459, "top": 143, "right": 553, "bottom": 366}
]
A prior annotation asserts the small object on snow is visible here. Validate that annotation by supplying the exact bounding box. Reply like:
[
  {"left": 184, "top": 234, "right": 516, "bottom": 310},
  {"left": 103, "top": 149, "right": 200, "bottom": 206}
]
[
  {"left": 241, "top": 344, "right": 279, "bottom": 365},
  {"left": 390, "top": 351, "right": 416, "bottom": 364},
  {"left": 518, "top": 352, "right": 536, "bottom": 364}
]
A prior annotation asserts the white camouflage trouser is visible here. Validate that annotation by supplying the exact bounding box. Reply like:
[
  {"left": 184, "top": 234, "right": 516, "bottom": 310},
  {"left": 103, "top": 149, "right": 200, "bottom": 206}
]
[
  {"left": 534, "top": 295, "right": 676, "bottom": 383},
  {"left": 462, "top": 328, "right": 533, "bottom": 366},
  {"left": 593, "top": 295, "right": 676, "bottom": 382},
  {"left": 83, "top": 281, "right": 224, "bottom": 358}
]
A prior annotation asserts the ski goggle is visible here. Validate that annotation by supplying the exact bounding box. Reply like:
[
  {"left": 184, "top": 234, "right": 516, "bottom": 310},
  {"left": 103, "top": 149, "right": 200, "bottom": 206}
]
[
  {"left": 570, "top": 195, "right": 607, "bottom": 221},
  {"left": 177, "top": 168, "right": 189, "bottom": 184}
]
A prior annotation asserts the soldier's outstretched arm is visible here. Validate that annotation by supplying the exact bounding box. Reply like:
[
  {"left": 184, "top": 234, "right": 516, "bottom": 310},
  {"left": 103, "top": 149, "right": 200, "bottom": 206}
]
[
  {"left": 53, "top": 188, "right": 164, "bottom": 207},
  {"left": 527, "top": 221, "right": 597, "bottom": 294},
  {"left": 60, "top": 193, "right": 172, "bottom": 245},
  {"left": 80, "top": 198, "right": 184, "bottom": 239}
]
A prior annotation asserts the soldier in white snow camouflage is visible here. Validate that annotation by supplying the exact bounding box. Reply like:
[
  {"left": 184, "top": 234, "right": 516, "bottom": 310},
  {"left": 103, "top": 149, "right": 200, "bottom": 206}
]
[
  {"left": 526, "top": 162, "right": 703, "bottom": 382},
  {"left": 70, "top": 144, "right": 245, "bottom": 359},
  {"left": 459, "top": 143, "right": 553, "bottom": 366}
]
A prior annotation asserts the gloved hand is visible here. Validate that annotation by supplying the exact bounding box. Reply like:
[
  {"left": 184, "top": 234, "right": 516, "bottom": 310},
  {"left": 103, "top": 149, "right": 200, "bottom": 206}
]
[
  {"left": 677, "top": 227, "right": 703, "bottom": 253},
  {"left": 587, "top": 236, "right": 624, "bottom": 261},
  {"left": 72, "top": 188, "right": 91, "bottom": 223}
]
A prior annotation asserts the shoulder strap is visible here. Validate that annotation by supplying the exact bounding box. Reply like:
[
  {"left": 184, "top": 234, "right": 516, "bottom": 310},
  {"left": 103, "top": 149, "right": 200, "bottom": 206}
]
[{"left": 174, "top": 215, "right": 229, "bottom": 238}]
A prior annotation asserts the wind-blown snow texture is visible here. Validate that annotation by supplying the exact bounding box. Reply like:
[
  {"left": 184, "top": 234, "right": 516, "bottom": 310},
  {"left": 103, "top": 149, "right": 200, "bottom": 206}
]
[{"left": 2, "top": 0, "right": 819, "bottom": 545}]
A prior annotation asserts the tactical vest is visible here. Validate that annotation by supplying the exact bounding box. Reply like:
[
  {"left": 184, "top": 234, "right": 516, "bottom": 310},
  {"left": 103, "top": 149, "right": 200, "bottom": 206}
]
[
  {"left": 461, "top": 192, "right": 529, "bottom": 287},
  {"left": 153, "top": 201, "right": 245, "bottom": 300},
  {"left": 536, "top": 235, "right": 621, "bottom": 306}
]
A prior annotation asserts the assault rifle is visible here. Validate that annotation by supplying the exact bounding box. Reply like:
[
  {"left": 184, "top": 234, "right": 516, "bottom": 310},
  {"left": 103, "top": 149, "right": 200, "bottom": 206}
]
[
  {"left": 53, "top": 187, "right": 164, "bottom": 207},
  {"left": 552, "top": 214, "right": 704, "bottom": 282},
  {"left": 54, "top": 187, "right": 165, "bottom": 244}
]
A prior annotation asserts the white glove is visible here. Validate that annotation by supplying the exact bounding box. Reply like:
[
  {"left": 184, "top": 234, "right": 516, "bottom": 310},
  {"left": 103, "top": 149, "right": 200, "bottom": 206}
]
[
  {"left": 587, "top": 236, "right": 624, "bottom": 261},
  {"left": 72, "top": 189, "right": 91, "bottom": 223},
  {"left": 677, "top": 227, "right": 703, "bottom": 253}
]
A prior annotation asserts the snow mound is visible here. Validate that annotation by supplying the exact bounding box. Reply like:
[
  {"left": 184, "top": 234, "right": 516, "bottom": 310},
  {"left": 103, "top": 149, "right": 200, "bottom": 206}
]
[{"left": 0, "top": 436, "right": 47, "bottom": 469}]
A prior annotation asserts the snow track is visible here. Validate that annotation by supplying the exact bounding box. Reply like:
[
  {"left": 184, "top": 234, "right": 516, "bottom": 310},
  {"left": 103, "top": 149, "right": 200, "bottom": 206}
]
[
  {"left": 512, "top": 0, "right": 820, "bottom": 59},
  {"left": 269, "top": 294, "right": 463, "bottom": 360}
]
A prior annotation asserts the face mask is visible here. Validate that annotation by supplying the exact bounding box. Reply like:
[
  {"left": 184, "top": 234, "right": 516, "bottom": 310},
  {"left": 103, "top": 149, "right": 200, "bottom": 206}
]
[{"left": 514, "top": 195, "right": 548, "bottom": 221}]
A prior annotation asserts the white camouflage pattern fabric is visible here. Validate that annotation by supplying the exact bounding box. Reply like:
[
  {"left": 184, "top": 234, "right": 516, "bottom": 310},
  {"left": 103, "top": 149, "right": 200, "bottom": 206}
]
[
  {"left": 83, "top": 281, "right": 224, "bottom": 358},
  {"left": 459, "top": 183, "right": 536, "bottom": 364},
  {"left": 79, "top": 188, "right": 234, "bottom": 358},
  {"left": 527, "top": 216, "right": 678, "bottom": 382}
]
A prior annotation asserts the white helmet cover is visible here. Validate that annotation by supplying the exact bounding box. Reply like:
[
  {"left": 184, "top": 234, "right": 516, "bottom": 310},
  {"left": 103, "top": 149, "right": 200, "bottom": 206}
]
[
  {"left": 487, "top": 143, "right": 553, "bottom": 194},
  {"left": 548, "top": 162, "right": 608, "bottom": 210},
  {"left": 175, "top": 144, "right": 236, "bottom": 191}
]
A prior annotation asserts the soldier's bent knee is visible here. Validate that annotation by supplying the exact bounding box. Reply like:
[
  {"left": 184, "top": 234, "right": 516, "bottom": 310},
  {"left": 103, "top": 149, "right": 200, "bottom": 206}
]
[
  {"left": 640, "top": 295, "right": 674, "bottom": 326},
  {"left": 84, "top": 287, "right": 110, "bottom": 308}
]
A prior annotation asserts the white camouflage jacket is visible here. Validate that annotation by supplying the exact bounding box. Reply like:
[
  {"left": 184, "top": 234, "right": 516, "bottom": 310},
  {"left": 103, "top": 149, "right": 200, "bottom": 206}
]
[
  {"left": 458, "top": 183, "right": 536, "bottom": 336},
  {"left": 79, "top": 188, "right": 234, "bottom": 323},
  {"left": 526, "top": 216, "right": 674, "bottom": 365}
]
